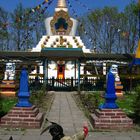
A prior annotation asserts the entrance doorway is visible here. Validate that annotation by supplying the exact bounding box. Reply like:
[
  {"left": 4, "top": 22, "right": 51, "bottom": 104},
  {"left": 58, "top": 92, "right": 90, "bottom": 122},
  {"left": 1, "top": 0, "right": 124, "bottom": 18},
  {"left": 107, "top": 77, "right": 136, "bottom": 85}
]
[{"left": 57, "top": 64, "right": 65, "bottom": 79}]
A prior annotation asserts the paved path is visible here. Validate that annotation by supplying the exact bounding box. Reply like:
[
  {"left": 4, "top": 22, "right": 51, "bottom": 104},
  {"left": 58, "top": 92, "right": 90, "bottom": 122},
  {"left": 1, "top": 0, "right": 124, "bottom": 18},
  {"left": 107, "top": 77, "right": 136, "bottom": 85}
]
[
  {"left": 0, "top": 91, "right": 140, "bottom": 140},
  {"left": 46, "top": 92, "right": 92, "bottom": 135}
]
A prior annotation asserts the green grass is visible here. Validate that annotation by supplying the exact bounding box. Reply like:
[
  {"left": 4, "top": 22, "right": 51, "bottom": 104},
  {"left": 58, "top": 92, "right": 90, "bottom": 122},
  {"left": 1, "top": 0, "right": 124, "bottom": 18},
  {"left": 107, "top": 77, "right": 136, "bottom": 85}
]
[
  {"left": 117, "top": 94, "right": 135, "bottom": 115},
  {"left": 0, "top": 97, "right": 17, "bottom": 117},
  {"left": 81, "top": 92, "right": 136, "bottom": 116}
]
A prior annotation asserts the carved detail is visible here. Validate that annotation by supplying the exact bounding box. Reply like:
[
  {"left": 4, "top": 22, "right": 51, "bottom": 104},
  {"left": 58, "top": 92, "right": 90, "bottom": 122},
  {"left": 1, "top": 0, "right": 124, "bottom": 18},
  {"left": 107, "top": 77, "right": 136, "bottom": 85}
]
[{"left": 50, "top": 10, "right": 73, "bottom": 35}]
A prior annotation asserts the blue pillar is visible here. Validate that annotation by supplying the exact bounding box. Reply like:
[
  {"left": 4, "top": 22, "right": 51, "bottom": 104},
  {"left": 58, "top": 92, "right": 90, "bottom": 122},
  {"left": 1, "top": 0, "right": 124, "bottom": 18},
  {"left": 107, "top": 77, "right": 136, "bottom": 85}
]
[
  {"left": 99, "top": 71, "right": 118, "bottom": 109},
  {"left": 78, "top": 60, "right": 81, "bottom": 93},
  {"left": 16, "top": 68, "right": 32, "bottom": 107}
]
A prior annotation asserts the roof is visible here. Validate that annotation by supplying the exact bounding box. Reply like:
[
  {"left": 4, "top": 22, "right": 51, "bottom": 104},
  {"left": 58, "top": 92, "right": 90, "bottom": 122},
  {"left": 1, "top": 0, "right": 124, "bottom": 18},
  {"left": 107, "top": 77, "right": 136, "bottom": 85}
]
[
  {"left": 41, "top": 48, "right": 84, "bottom": 59},
  {"left": 0, "top": 51, "right": 134, "bottom": 62},
  {"left": 83, "top": 53, "right": 134, "bottom": 61}
]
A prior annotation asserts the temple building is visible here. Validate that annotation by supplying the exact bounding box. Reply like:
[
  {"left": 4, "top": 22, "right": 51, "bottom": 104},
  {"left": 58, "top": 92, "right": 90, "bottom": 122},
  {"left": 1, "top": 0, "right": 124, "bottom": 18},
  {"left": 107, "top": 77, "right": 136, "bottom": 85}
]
[{"left": 32, "top": 0, "right": 91, "bottom": 79}]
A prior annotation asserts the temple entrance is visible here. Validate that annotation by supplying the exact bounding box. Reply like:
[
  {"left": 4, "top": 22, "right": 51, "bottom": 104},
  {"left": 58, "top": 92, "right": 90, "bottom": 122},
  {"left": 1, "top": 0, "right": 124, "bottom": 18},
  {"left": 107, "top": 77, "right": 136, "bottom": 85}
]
[{"left": 57, "top": 64, "right": 65, "bottom": 79}]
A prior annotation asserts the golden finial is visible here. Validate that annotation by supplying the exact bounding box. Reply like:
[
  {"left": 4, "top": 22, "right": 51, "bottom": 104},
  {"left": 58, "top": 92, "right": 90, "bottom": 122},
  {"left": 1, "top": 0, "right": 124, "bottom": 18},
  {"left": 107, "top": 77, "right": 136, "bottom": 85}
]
[{"left": 57, "top": 0, "right": 67, "bottom": 8}]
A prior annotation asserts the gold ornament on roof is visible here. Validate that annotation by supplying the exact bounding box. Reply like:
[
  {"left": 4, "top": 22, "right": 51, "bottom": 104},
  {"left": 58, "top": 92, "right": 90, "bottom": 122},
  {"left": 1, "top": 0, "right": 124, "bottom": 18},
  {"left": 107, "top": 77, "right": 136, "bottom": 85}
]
[
  {"left": 50, "top": 10, "right": 73, "bottom": 35},
  {"left": 60, "top": 36, "right": 64, "bottom": 45},
  {"left": 57, "top": 0, "right": 67, "bottom": 8},
  {"left": 41, "top": 44, "right": 45, "bottom": 48}
]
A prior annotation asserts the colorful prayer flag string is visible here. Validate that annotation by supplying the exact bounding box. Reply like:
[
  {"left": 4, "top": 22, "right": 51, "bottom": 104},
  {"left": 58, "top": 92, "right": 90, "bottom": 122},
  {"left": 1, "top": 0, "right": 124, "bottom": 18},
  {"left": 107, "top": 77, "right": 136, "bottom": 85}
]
[
  {"left": 20, "top": 0, "right": 54, "bottom": 48},
  {"left": 0, "top": 0, "right": 51, "bottom": 28},
  {"left": 67, "top": 0, "right": 94, "bottom": 47},
  {"left": 17, "top": 0, "right": 50, "bottom": 22}
]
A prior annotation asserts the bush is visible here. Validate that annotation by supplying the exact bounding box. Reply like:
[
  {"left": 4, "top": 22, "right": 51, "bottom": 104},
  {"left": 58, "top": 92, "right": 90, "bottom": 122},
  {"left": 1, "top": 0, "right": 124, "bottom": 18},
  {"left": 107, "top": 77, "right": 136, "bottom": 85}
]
[
  {"left": 0, "top": 96, "right": 17, "bottom": 117},
  {"left": 30, "top": 90, "right": 46, "bottom": 107},
  {"left": 80, "top": 92, "right": 104, "bottom": 112},
  {"left": 0, "top": 94, "right": 4, "bottom": 117},
  {"left": 132, "top": 85, "right": 140, "bottom": 123}
]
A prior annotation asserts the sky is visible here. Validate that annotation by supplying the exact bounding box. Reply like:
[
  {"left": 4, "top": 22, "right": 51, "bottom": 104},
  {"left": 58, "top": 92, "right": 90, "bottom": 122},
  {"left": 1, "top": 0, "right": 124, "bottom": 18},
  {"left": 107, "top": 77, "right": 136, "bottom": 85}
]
[{"left": 0, "top": 0, "right": 137, "bottom": 15}]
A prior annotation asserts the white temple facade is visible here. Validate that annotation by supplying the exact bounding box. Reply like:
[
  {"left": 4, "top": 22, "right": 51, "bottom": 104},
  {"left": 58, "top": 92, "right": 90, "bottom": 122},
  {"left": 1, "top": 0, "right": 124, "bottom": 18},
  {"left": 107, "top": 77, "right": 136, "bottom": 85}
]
[{"left": 31, "top": 0, "right": 91, "bottom": 79}]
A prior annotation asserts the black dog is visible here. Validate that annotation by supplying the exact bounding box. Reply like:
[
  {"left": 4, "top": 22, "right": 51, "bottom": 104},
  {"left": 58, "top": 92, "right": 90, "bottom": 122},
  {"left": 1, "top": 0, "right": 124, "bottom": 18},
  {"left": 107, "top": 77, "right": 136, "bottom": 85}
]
[
  {"left": 9, "top": 136, "right": 13, "bottom": 140},
  {"left": 40, "top": 118, "right": 65, "bottom": 140}
]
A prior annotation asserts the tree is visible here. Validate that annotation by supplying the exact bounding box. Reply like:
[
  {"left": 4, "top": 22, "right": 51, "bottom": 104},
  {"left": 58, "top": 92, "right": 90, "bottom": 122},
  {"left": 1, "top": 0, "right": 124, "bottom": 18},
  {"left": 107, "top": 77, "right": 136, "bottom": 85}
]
[
  {"left": 10, "top": 3, "right": 48, "bottom": 51},
  {"left": 81, "top": 7, "right": 120, "bottom": 53},
  {"left": 79, "top": 1, "right": 139, "bottom": 54},
  {"left": 0, "top": 7, "right": 9, "bottom": 50},
  {"left": 10, "top": 3, "right": 34, "bottom": 51},
  {"left": 30, "top": 9, "right": 48, "bottom": 49},
  {"left": 122, "top": 2, "right": 139, "bottom": 53}
]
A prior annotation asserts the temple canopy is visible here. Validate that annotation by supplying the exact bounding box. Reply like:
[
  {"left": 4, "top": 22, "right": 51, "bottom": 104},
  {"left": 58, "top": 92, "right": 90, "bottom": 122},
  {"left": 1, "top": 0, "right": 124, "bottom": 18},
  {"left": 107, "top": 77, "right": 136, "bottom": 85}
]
[{"left": 0, "top": 51, "right": 134, "bottom": 62}]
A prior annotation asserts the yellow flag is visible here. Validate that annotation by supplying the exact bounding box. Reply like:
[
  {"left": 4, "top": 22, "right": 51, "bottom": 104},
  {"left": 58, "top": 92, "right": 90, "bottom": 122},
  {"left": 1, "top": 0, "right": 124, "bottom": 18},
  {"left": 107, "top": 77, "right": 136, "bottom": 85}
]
[{"left": 135, "top": 40, "right": 140, "bottom": 58}]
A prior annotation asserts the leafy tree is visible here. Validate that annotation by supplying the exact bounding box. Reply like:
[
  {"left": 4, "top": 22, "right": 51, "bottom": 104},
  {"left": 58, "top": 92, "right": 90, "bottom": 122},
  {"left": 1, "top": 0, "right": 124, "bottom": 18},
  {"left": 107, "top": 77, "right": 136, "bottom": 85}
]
[
  {"left": 0, "top": 7, "right": 9, "bottom": 50},
  {"left": 79, "top": 1, "right": 139, "bottom": 54},
  {"left": 10, "top": 3, "right": 36, "bottom": 51},
  {"left": 10, "top": 3, "right": 48, "bottom": 51},
  {"left": 122, "top": 2, "right": 139, "bottom": 53},
  {"left": 30, "top": 9, "right": 48, "bottom": 49},
  {"left": 80, "top": 7, "right": 121, "bottom": 53}
]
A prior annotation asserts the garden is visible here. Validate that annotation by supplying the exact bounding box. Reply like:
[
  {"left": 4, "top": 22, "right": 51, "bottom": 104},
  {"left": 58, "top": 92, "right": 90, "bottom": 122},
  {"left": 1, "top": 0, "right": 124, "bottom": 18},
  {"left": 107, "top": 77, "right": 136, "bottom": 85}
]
[
  {"left": 0, "top": 82, "right": 140, "bottom": 128},
  {"left": 73, "top": 85, "right": 140, "bottom": 127},
  {"left": 0, "top": 85, "right": 54, "bottom": 119}
]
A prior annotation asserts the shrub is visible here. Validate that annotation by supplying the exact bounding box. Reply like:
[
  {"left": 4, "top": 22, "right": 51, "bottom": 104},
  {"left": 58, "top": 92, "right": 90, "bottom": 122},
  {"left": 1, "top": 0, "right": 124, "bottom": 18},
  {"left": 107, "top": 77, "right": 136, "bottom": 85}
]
[
  {"left": 81, "top": 92, "right": 104, "bottom": 112},
  {"left": 132, "top": 85, "right": 140, "bottom": 123},
  {"left": 0, "top": 96, "right": 17, "bottom": 117},
  {"left": 0, "top": 94, "right": 4, "bottom": 117},
  {"left": 30, "top": 90, "right": 46, "bottom": 107}
]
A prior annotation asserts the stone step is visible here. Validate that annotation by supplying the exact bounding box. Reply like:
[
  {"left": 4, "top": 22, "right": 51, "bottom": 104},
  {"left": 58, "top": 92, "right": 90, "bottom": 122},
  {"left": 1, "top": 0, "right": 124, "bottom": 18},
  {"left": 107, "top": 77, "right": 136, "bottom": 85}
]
[
  {"left": 95, "top": 109, "right": 126, "bottom": 118},
  {"left": 35, "top": 112, "right": 44, "bottom": 122},
  {"left": 8, "top": 106, "right": 39, "bottom": 117},
  {"left": 12, "top": 105, "right": 36, "bottom": 111}
]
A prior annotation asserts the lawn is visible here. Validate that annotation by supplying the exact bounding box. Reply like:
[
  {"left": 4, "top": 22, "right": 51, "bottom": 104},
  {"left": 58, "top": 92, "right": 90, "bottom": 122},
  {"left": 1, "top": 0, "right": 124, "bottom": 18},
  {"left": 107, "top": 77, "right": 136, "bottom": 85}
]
[
  {"left": 0, "top": 97, "right": 17, "bottom": 117},
  {"left": 116, "top": 93, "right": 135, "bottom": 115},
  {"left": 80, "top": 91, "right": 136, "bottom": 117},
  {"left": 0, "top": 90, "right": 138, "bottom": 124}
]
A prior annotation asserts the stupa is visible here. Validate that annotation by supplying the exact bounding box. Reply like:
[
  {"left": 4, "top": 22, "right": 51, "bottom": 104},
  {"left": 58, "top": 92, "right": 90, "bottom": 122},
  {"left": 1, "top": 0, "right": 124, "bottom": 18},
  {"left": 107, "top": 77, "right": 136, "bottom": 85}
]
[{"left": 32, "top": 0, "right": 91, "bottom": 79}]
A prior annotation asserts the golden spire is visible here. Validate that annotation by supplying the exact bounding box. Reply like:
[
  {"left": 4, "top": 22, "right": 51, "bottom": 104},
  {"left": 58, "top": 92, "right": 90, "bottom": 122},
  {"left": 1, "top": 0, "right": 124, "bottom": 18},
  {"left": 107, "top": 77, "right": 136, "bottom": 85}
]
[{"left": 57, "top": 0, "right": 67, "bottom": 8}]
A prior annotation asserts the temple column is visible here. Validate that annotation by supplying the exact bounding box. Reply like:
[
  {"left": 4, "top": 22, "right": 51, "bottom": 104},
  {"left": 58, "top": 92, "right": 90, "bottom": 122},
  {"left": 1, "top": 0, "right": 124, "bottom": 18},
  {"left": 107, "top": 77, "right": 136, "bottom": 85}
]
[
  {"left": 37, "top": 65, "right": 39, "bottom": 75},
  {"left": 43, "top": 58, "right": 48, "bottom": 85},
  {"left": 74, "top": 60, "right": 77, "bottom": 79},
  {"left": 78, "top": 59, "right": 81, "bottom": 94}
]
